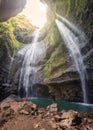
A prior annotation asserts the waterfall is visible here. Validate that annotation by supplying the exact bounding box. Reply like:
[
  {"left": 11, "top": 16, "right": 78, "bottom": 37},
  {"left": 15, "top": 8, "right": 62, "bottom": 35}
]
[
  {"left": 55, "top": 16, "right": 88, "bottom": 103},
  {"left": 56, "top": 13, "right": 88, "bottom": 48},
  {"left": 18, "top": 29, "right": 45, "bottom": 98}
]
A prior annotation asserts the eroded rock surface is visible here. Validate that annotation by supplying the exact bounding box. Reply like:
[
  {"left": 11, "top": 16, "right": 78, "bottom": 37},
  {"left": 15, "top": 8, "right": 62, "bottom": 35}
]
[
  {"left": 0, "top": 0, "right": 26, "bottom": 21},
  {"left": 0, "top": 97, "right": 93, "bottom": 130}
]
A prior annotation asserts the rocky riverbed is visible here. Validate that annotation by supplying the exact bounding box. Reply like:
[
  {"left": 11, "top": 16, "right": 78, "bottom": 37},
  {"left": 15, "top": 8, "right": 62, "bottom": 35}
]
[{"left": 0, "top": 96, "right": 93, "bottom": 130}]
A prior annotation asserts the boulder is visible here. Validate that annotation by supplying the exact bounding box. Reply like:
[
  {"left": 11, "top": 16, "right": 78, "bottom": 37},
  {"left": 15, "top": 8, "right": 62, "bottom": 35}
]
[
  {"left": 19, "top": 109, "right": 29, "bottom": 115},
  {"left": 54, "top": 115, "right": 63, "bottom": 122},
  {"left": 46, "top": 103, "right": 58, "bottom": 113},
  {"left": 60, "top": 110, "right": 82, "bottom": 128},
  {"left": 0, "top": 102, "right": 10, "bottom": 111},
  {"left": 31, "top": 103, "right": 38, "bottom": 111},
  {"left": 49, "top": 121, "right": 57, "bottom": 129},
  {"left": 0, "top": 0, "right": 26, "bottom": 21},
  {"left": 0, "top": 108, "right": 14, "bottom": 126}
]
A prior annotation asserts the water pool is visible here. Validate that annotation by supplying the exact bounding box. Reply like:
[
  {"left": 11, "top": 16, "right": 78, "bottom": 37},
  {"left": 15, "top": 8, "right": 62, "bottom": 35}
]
[{"left": 30, "top": 98, "right": 93, "bottom": 112}]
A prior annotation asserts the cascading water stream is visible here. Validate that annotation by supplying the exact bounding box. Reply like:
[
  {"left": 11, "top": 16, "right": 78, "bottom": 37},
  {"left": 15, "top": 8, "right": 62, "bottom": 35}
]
[
  {"left": 18, "top": 29, "right": 45, "bottom": 98},
  {"left": 55, "top": 16, "right": 88, "bottom": 103},
  {"left": 56, "top": 13, "right": 88, "bottom": 49}
]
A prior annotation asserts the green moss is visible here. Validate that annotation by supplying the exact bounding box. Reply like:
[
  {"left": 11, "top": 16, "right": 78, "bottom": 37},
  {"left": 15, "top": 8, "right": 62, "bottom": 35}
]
[
  {"left": 42, "top": 0, "right": 93, "bottom": 77},
  {"left": 67, "top": 0, "right": 87, "bottom": 16},
  {"left": 43, "top": 21, "right": 61, "bottom": 46},
  {"left": 0, "top": 22, "right": 22, "bottom": 52},
  {"left": 10, "top": 16, "right": 36, "bottom": 43},
  {"left": 43, "top": 43, "right": 68, "bottom": 79},
  {"left": 55, "top": 0, "right": 68, "bottom": 16},
  {"left": 55, "top": 0, "right": 92, "bottom": 36},
  {"left": 42, "top": 21, "right": 68, "bottom": 80},
  {"left": 0, "top": 15, "right": 36, "bottom": 60}
]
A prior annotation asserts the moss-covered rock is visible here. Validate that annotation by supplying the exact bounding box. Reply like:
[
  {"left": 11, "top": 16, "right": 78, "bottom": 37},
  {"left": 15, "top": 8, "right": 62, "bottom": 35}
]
[
  {"left": 0, "top": 15, "right": 36, "bottom": 100},
  {"left": 0, "top": 21, "right": 21, "bottom": 61},
  {"left": 55, "top": 0, "right": 93, "bottom": 37},
  {"left": 0, "top": 15, "right": 36, "bottom": 60},
  {"left": 39, "top": 0, "right": 93, "bottom": 102},
  {"left": 0, "top": 22, "right": 21, "bottom": 50},
  {"left": 40, "top": 21, "right": 69, "bottom": 80},
  {"left": 43, "top": 0, "right": 93, "bottom": 37},
  {"left": 10, "top": 16, "right": 36, "bottom": 44},
  {"left": 41, "top": 0, "right": 93, "bottom": 72}
]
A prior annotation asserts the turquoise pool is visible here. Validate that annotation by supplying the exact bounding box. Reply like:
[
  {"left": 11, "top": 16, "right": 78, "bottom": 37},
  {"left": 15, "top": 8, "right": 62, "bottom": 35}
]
[{"left": 29, "top": 97, "right": 93, "bottom": 112}]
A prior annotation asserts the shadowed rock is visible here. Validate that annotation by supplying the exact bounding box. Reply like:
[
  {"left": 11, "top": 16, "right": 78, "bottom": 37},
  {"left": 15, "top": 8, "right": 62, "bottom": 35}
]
[{"left": 0, "top": 0, "right": 26, "bottom": 21}]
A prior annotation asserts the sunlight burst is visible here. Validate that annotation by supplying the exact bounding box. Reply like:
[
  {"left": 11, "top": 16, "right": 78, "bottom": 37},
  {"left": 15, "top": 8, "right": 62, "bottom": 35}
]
[{"left": 19, "top": 0, "right": 47, "bottom": 28}]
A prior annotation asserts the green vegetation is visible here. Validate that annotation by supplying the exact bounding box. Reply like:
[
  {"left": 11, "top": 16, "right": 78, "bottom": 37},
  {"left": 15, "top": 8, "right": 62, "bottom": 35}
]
[
  {"left": 43, "top": 43, "right": 68, "bottom": 79},
  {"left": 10, "top": 16, "right": 36, "bottom": 43},
  {"left": 42, "top": 21, "right": 68, "bottom": 79},
  {"left": 67, "top": 0, "right": 88, "bottom": 22},
  {"left": 55, "top": 0, "right": 68, "bottom": 15},
  {"left": 0, "top": 15, "right": 35, "bottom": 59},
  {"left": 0, "top": 21, "right": 21, "bottom": 59},
  {"left": 0, "top": 22, "right": 21, "bottom": 50},
  {"left": 41, "top": 0, "right": 93, "bottom": 79},
  {"left": 56, "top": 0, "right": 88, "bottom": 17},
  {"left": 43, "top": 22, "right": 61, "bottom": 46},
  {"left": 55, "top": 0, "right": 92, "bottom": 36}
]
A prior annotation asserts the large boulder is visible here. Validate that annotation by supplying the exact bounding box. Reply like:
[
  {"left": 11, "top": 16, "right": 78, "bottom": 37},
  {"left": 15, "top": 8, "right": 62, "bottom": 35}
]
[{"left": 0, "top": 0, "right": 26, "bottom": 21}]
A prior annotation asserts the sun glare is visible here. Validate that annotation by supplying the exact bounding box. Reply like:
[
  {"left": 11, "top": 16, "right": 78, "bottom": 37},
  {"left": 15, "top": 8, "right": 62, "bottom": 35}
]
[{"left": 19, "top": 0, "right": 47, "bottom": 28}]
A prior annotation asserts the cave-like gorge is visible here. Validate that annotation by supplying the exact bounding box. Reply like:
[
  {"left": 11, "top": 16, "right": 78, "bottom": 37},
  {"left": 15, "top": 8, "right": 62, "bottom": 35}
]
[
  {"left": 0, "top": 0, "right": 93, "bottom": 100},
  {"left": 0, "top": 0, "right": 93, "bottom": 101},
  {"left": 0, "top": 0, "right": 93, "bottom": 129}
]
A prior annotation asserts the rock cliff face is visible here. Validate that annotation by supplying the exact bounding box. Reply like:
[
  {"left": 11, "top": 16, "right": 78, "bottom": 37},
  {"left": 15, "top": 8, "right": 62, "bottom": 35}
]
[
  {"left": 0, "top": 16, "right": 35, "bottom": 101},
  {"left": 40, "top": 0, "right": 93, "bottom": 102},
  {"left": 0, "top": 0, "right": 93, "bottom": 102},
  {"left": 0, "top": 0, "right": 26, "bottom": 21}
]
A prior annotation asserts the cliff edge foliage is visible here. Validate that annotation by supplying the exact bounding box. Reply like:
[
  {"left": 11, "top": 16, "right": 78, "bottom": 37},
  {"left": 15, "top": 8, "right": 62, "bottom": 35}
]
[{"left": 0, "top": 15, "right": 35, "bottom": 59}]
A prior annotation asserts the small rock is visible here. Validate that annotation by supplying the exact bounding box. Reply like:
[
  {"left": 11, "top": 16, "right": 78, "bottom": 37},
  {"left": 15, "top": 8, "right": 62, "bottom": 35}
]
[
  {"left": 51, "top": 117, "right": 55, "bottom": 121},
  {"left": 23, "top": 103, "right": 32, "bottom": 113},
  {"left": 87, "top": 118, "right": 93, "bottom": 123},
  {"left": 59, "top": 110, "right": 82, "bottom": 128},
  {"left": 86, "top": 124, "right": 93, "bottom": 130},
  {"left": 19, "top": 110, "right": 29, "bottom": 115},
  {"left": 0, "top": 127, "right": 7, "bottom": 130},
  {"left": 38, "top": 113, "right": 43, "bottom": 120},
  {"left": 50, "top": 121, "right": 57, "bottom": 129},
  {"left": 62, "top": 110, "right": 81, "bottom": 124},
  {"left": 54, "top": 115, "right": 62, "bottom": 122},
  {"left": 34, "top": 123, "right": 40, "bottom": 129},
  {"left": 31, "top": 103, "right": 38, "bottom": 111},
  {"left": 38, "top": 109, "right": 45, "bottom": 114},
  {"left": 2, "top": 108, "right": 14, "bottom": 117},
  {"left": 0, "top": 108, "right": 14, "bottom": 127},
  {"left": 63, "top": 110, "right": 79, "bottom": 117},
  {"left": 59, "top": 119, "right": 70, "bottom": 128},
  {"left": 0, "top": 102, "right": 10, "bottom": 110},
  {"left": 46, "top": 103, "right": 58, "bottom": 113}
]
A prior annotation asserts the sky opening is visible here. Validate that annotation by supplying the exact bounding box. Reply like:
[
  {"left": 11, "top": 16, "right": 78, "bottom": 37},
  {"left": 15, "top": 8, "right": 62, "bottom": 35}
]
[{"left": 19, "top": 0, "right": 47, "bottom": 28}]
